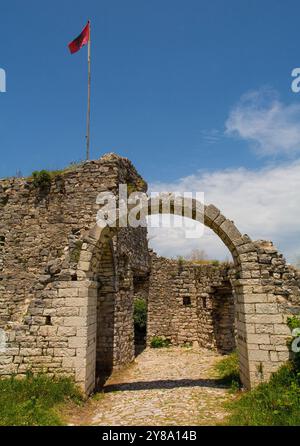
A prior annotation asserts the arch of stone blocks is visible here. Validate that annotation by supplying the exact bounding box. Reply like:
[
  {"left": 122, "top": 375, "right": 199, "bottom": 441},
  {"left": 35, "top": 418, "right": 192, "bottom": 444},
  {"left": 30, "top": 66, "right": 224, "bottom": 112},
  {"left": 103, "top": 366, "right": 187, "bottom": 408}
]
[
  {"left": 75, "top": 196, "right": 291, "bottom": 394},
  {"left": 1, "top": 156, "right": 296, "bottom": 397}
]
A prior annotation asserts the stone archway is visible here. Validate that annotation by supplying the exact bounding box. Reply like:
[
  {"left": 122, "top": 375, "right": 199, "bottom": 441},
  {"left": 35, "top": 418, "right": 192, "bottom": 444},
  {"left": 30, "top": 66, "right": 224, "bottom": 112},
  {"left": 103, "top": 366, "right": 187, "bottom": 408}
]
[{"left": 75, "top": 196, "right": 290, "bottom": 394}]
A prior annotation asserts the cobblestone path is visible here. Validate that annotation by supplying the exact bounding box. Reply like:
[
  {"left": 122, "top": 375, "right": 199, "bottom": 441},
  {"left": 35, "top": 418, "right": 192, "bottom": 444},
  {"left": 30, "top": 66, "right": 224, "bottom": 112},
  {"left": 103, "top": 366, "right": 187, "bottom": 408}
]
[{"left": 69, "top": 347, "right": 233, "bottom": 426}]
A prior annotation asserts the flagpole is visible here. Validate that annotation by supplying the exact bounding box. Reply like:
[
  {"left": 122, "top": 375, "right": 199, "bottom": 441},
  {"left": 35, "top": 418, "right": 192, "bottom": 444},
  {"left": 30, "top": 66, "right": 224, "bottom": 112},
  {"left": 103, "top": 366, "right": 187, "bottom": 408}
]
[{"left": 86, "top": 21, "right": 91, "bottom": 161}]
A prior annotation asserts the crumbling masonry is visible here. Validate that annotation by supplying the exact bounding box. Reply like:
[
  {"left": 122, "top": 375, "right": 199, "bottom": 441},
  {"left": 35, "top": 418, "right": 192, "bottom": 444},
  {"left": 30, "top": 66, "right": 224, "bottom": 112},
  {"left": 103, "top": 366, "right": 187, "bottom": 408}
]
[
  {"left": 147, "top": 253, "right": 236, "bottom": 353},
  {"left": 0, "top": 153, "right": 299, "bottom": 394}
]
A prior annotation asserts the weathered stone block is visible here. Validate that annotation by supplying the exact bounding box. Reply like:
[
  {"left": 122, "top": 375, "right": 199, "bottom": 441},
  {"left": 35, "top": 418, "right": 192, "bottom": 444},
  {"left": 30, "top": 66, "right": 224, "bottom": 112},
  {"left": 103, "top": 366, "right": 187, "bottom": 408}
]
[{"left": 58, "top": 288, "right": 79, "bottom": 298}]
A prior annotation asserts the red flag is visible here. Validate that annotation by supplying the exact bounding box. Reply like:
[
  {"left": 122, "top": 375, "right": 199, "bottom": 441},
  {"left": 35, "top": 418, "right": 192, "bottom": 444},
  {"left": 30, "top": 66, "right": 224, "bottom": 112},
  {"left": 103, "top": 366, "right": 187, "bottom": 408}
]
[{"left": 68, "top": 21, "right": 90, "bottom": 54}]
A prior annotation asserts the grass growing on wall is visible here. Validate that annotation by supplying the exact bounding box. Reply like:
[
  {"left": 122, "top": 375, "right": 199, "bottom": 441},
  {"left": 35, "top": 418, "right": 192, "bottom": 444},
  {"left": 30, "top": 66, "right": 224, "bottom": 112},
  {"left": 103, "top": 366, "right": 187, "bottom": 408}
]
[
  {"left": 150, "top": 336, "right": 171, "bottom": 348},
  {"left": 0, "top": 374, "right": 83, "bottom": 426},
  {"left": 31, "top": 162, "right": 83, "bottom": 189}
]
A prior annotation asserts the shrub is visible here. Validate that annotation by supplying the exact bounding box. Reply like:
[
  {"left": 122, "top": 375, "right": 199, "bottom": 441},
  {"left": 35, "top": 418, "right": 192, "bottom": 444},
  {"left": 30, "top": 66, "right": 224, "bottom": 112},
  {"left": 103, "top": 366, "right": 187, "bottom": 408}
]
[
  {"left": 133, "top": 298, "right": 147, "bottom": 331},
  {"left": 177, "top": 256, "right": 184, "bottom": 272},
  {"left": 0, "top": 374, "right": 83, "bottom": 426},
  {"left": 31, "top": 162, "right": 83, "bottom": 191},
  {"left": 32, "top": 170, "right": 52, "bottom": 189},
  {"left": 150, "top": 336, "right": 171, "bottom": 348},
  {"left": 287, "top": 315, "right": 300, "bottom": 330}
]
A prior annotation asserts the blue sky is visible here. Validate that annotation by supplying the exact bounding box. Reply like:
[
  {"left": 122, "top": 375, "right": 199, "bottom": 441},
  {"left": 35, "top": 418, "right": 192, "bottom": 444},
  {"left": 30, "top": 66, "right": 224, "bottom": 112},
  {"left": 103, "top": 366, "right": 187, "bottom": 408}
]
[
  {"left": 0, "top": 0, "right": 299, "bottom": 179},
  {"left": 1, "top": 0, "right": 300, "bottom": 261}
]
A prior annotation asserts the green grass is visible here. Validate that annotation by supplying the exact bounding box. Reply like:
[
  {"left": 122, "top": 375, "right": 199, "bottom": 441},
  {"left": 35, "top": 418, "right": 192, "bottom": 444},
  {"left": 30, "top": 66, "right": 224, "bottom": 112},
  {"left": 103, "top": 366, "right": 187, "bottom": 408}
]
[
  {"left": 150, "top": 336, "right": 171, "bottom": 348},
  {"left": 221, "top": 317, "right": 300, "bottom": 425},
  {"left": 31, "top": 162, "right": 84, "bottom": 188},
  {"left": 214, "top": 351, "right": 241, "bottom": 391},
  {"left": 215, "top": 318, "right": 300, "bottom": 425},
  {"left": 214, "top": 350, "right": 300, "bottom": 425},
  {"left": 0, "top": 374, "right": 83, "bottom": 426},
  {"left": 225, "top": 360, "right": 300, "bottom": 425}
]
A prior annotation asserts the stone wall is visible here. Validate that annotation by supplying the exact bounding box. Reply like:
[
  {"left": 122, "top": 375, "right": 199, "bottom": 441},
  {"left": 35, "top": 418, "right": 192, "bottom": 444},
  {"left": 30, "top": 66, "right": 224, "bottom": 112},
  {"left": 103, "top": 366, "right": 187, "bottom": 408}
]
[
  {"left": 0, "top": 154, "right": 149, "bottom": 393},
  {"left": 0, "top": 153, "right": 300, "bottom": 393},
  {"left": 231, "top": 238, "right": 300, "bottom": 385},
  {"left": 241, "top": 240, "right": 300, "bottom": 369},
  {"left": 147, "top": 244, "right": 300, "bottom": 385},
  {"left": 147, "top": 253, "right": 236, "bottom": 353}
]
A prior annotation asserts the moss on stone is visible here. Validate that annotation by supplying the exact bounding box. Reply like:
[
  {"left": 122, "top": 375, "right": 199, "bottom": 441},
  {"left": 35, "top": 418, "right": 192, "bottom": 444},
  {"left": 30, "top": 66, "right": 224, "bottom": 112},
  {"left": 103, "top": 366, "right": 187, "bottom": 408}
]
[{"left": 70, "top": 240, "right": 83, "bottom": 264}]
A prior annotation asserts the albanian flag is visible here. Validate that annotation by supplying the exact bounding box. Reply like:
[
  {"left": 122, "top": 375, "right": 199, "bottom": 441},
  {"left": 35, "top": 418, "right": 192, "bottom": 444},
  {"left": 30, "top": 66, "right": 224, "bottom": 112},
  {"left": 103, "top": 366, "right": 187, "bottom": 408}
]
[{"left": 68, "top": 21, "right": 90, "bottom": 54}]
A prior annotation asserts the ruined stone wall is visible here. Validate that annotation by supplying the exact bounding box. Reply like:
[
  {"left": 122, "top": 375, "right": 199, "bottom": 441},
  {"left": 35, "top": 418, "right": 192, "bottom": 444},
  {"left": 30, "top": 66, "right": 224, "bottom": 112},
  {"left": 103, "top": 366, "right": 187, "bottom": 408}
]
[
  {"left": 0, "top": 154, "right": 149, "bottom": 392},
  {"left": 237, "top": 240, "right": 300, "bottom": 374},
  {"left": 1, "top": 152, "right": 300, "bottom": 393},
  {"left": 0, "top": 154, "right": 148, "bottom": 325},
  {"left": 147, "top": 244, "right": 300, "bottom": 378},
  {"left": 147, "top": 253, "right": 236, "bottom": 353}
]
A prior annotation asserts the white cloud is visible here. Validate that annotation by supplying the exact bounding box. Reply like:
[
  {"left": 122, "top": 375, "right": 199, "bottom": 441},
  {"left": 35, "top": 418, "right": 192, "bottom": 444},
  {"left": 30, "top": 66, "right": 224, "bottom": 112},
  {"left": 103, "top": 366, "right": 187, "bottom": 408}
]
[
  {"left": 225, "top": 89, "right": 300, "bottom": 156},
  {"left": 147, "top": 160, "right": 300, "bottom": 264}
]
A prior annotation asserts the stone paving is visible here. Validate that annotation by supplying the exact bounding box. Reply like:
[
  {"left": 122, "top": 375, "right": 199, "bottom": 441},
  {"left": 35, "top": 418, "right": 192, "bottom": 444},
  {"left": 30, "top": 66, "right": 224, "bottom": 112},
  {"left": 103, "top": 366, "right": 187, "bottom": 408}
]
[{"left": 69, "top": 347, "right": 233, "bottom": 426}]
